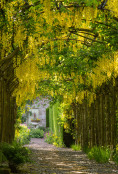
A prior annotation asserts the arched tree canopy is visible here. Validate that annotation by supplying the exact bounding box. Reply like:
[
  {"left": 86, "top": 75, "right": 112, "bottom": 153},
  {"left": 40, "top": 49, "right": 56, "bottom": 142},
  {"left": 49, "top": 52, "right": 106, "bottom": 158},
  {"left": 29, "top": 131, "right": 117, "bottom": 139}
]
[{"left": 0, "top": 0, "right": 118, "bottom": 106}]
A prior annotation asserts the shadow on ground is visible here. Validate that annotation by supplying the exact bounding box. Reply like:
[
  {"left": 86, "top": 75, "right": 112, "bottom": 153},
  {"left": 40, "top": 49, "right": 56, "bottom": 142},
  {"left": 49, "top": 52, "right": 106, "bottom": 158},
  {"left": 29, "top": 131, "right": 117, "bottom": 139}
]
[{"left": 20, "top": 138, "right": 118, "bottom": 174}]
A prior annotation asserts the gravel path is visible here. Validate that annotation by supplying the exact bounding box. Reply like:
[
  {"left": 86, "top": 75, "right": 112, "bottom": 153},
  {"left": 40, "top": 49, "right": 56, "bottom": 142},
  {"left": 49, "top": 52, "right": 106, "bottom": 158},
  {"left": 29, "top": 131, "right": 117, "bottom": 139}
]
[{"left": 20, "top": 138, "right": 118, "bottom": 174}]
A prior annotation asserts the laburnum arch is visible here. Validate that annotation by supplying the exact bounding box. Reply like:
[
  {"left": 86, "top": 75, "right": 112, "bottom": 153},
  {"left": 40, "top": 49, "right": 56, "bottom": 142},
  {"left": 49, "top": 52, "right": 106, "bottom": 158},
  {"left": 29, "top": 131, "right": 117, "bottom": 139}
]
[{"left": 0, "top": 0, "right": 118, "bottom": 145}]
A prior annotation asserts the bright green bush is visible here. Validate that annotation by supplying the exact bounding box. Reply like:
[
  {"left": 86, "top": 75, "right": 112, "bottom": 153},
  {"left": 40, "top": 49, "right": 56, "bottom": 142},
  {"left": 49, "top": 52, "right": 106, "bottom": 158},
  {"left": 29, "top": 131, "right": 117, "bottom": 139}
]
[
  {"left": 71, "top": 144, "right": 81, "bottom": 151},
  {"left": 88, "top": 146, "right": 111, "bottom": 163},
  {"left": 30, "top": 128, "right": 44, "bottom": 138},
  {"left": 53, "top": 134, "right": 65, "bottom": 147},
  {"left": 44, "top": 132, "right": 54, "bottom": 144},
  {"left": 15, "top": 125, "right": 31, "bottom": 145},
  {"left": 44, "top": 132, "right": 65, "bottom": 147}
]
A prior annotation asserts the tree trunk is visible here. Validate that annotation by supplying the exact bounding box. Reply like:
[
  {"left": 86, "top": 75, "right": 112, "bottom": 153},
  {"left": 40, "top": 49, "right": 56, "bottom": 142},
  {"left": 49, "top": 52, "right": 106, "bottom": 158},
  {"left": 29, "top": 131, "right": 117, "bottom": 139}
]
[{"left": 111, "top": 84, "right": 116, "bottom": 148}]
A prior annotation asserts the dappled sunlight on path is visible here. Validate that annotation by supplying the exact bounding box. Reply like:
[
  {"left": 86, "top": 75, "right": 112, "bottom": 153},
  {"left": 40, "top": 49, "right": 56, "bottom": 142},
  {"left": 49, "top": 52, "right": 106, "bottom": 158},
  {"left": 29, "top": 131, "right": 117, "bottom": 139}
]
[{"left": 21, "top": 138, "right": 118, "bottom": 174}]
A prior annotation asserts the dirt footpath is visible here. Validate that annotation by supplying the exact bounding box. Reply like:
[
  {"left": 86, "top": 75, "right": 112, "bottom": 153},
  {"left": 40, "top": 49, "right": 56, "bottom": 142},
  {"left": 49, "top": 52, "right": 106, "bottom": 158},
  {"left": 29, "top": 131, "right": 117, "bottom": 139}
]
[{"left": 21, "top": 138, "right": 118, "bottom": 174}]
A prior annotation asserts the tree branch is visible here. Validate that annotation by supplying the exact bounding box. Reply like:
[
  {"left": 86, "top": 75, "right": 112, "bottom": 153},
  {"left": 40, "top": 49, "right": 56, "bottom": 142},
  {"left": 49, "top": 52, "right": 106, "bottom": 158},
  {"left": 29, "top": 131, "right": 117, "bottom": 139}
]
[
  {"left": 0, "top": 47, "right": 19, "bottom": 64},
  {"left": 98, "top": 0, "right": 108, "bottom": 10}
]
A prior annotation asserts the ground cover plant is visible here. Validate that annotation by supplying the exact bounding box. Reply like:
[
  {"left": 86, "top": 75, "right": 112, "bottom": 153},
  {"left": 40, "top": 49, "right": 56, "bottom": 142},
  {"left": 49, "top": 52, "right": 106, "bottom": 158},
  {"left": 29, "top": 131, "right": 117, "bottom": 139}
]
[
  {"left": 82, "top": 145, "right": 118, "bottom": 165},
  {"left": 30, "top": 128, "right": 44, "bottom": 138},
  {"left": 15, "top": 125, "right": 31, "bottom": 145},
  {"left": 71, "top": 144, "right": 81, "bottom": 151},
  {"left": 0, "top": 141, "right": 30, "bottom": 173},
  {"left": 45, "top": 131, "right": 65, "bottom": 147},
  {"left": 87, "top": 146, "right": 111, "bottom": 163},
  {"left": 113, "top": 153, "right": 118, "bottom": 165},
  {"left": 113, "top": 144, "right": 118, "bottom": 165}
]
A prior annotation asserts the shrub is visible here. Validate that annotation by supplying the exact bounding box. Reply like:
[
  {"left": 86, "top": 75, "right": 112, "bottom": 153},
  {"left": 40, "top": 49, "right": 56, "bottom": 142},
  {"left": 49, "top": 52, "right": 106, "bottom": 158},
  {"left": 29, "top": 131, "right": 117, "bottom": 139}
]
[
  {"left": 53, "top": 135, "right": 65, "bottom": 147},
  {"left": 44, "top": 132, "right": 54, "bottom": 144},
  {"left": 15, "top": 125, "right": 31, "bottom": 145},
  {"left": 88, "top": 146, "right": 111, "bottom": 163},
  {"left": 38, "top": 127, "right": 46, "bottom": 132},
  {"left": 0, "top": 150, "right": 7, "bottom": 165},
  {"left": 71, "top": 144, "right": 81, "bottom": 151},
  {"left": 0, "top": 141, "right": 30, "bottom": 173},
  {"left": 44, "top": 132, "right": 65, "bottom": 147},
  {"left": 30, "top": 128, "right": 44, "bottom": 138},
  {"left": 113, "top": 153, "right": 118, "bottom": 164},
  {"left": 83, "top": 146, "right": 91, "bottom": 154},
  {"left": 113, "top": 144, "right": 118, "bottom": 165}
]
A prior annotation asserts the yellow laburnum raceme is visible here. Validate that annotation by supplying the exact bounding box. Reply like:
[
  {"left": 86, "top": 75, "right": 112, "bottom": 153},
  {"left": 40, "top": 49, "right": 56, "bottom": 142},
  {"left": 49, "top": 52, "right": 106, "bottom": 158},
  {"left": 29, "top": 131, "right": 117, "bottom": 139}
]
[
  {"left": 88, "top": 92, "right": 96, "bottom": 106},
  {"left": 113, "top": 52, "right": 118, "bottom": 77},
  {"left": 14, "top": 56, "right": 49, "bottom": 105},
  {"left": 74, "top": 76, "right": 79, "bottom": 85},
  {"left": 75, "top": 91, "right": 85, "bottom": 104},
  {"left": 107, "top": 0, "right": 118, "bottom": 17},
  {"left": 87, "top": 52, "right": 118, "bottom": 92},
  {"left": 79, "top": 75, "right": 84, "bottom": 84},
  {"left": 1, "top": 0, "right": 117, "bottom": 108}
]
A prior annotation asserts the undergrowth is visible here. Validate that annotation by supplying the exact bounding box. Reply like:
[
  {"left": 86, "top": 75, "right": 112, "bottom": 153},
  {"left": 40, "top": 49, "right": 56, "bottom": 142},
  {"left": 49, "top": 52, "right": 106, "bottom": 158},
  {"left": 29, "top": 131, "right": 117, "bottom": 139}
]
[
  {"left": 113, "top": 144, "right": 118, "bottom": 164},
  {"left": 83, "top": 145, "right": 118, "bottom": 164},
  {"left": 87, "top": 146, "right": 111, "bottom": 163},
  {"left": 44, "top": 132, "right": 65, "bottom": 147},
  {"left": 15, "top": 125, "right": 31, "bottom": 145},
  {"left": 30, "top": 128, "right": 44, "bottom": 138},
  {"left": 71, "top": 144, "right": 81, "bottom": 151}
]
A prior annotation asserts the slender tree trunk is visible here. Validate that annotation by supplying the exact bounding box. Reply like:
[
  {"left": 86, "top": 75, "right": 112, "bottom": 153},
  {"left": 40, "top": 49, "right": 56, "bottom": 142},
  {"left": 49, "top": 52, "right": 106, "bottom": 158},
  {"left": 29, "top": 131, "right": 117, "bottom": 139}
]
[
  {"left": 78, "top": 104, "right": 82, "bottom": 146},
  {"left": 95, "top": 95, "right": 100, "bottom": 145},
  {"left": 80, "top": 104, "right": 83, "bottom": 147},
  {"left": 102, "top": 92, "right": 105, "bottom": 146},
  {"left": 111, "top": 84, "right": 116, "bottom": 148},
  {"left": 105, "top": 94, "right": 110, "bottom": 146},
  {"left": 89, "top": 105, "right": 92, "bottom": 147},
  {"left": 76, "top": 103, "right": 80, "bottom": 145},
  {"left": 84, "top": 99, "right": 88, "bottom": 147},
  {"left": 73, "top": 102, "right": 78, "bottom": 145},
  {"left": 91, "top": 103, "right": 95, "bottom": 147},
  {"left": 99, "top": 94, "right": 103, "bottom": 146},
  {"left": 0, "top": 78, "right": 2, "bottom": 142},
  {"left": 80, "top": 105, "right": 83, "bottom": 147}
]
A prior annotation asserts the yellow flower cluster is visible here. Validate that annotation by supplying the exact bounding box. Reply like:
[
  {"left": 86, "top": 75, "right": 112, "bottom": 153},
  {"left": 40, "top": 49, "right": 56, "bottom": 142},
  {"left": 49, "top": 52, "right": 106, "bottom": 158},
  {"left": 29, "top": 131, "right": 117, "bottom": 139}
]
[{"left": 1, "top": 0, "right": 117, "bottom": 109}]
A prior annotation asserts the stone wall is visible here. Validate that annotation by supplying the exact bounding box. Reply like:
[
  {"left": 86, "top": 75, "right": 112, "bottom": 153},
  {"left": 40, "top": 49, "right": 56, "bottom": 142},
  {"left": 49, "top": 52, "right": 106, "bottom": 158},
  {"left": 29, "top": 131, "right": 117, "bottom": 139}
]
[{"left": 26, "top": 97, "right": 50, "bottom": 128}]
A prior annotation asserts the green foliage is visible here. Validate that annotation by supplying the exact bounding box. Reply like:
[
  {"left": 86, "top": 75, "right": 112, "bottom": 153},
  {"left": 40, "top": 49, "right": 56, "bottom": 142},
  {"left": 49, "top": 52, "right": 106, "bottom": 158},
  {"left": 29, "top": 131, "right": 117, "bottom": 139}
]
[
  {"left": 53, "top": 134, "right": 65, "bottom": 147},
  {"left": 15, "top": 108, "right": 23, "bottom": 129},
  {"left": 15, "top": 125, "right": 31, "bottom": 145},
  {"left": 71, "top": 144, "right": 81, "bottom": 151},
  {"left": 46, "top": 108, "right": 49, "bottom": 127},
  {"left": 113, "top": 153, "right": 118, "bottom": 165},
  {"left": 0, "top": 150, "right": 7, "bottom": 165},
  {"left": 87, "top": 146, "right": 111, "bottom": 163},
  {"left": 30, "top": 128, "right": 44, "bottom": 138},
  {"left": 83, "top": 146, "right": 91, "bottom": 154},
  {"left": 39, "top": 126, "right": 47, "bottom": 132},
  {"left": 83, "top": 145, "right": 118, "bottom": 165},
  {"left": 44, "top": 132, "right": 54, "bottom": 144},
  {"left": 45, "top": 132, "right": 65, "bottom": 147},
  {"left": 113, "top": 144, "right": 118, "bottom": 165},
  {"left": 16, "top": 107, "right": 23, "bottom": 120},
  {"left": 0, "top": 141, "right": 30, "bottom": 172},
  {"left": 2, "top": 0, "right": 118, "bottom": 152},
  {"left": 48, "top": 102, "right": 64, "bottom": 144}
]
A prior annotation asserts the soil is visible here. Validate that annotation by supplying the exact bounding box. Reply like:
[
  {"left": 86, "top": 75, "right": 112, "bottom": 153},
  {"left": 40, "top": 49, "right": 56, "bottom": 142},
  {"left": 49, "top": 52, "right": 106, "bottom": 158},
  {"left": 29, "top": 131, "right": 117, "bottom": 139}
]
[{"left": 19, "top": 138, "right": 118, "bottom": 174}]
